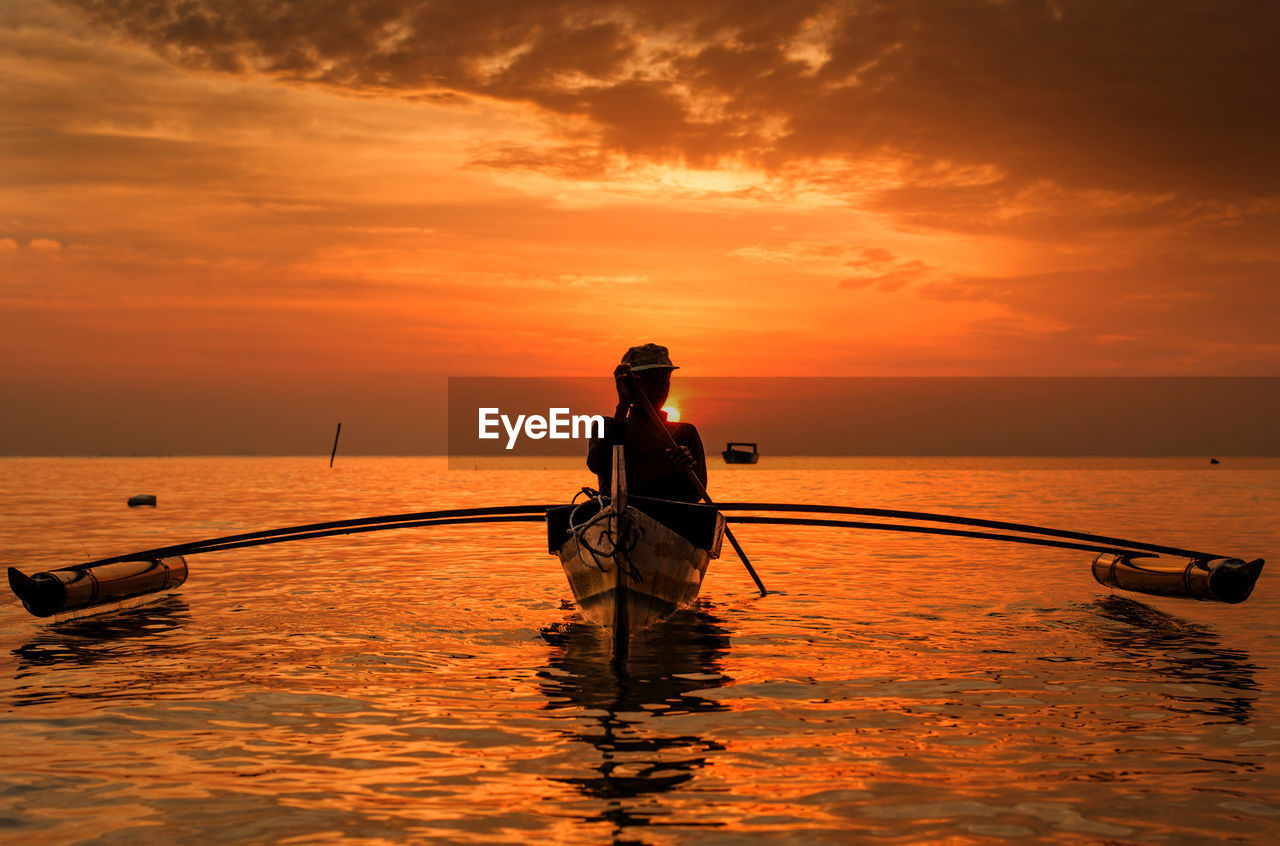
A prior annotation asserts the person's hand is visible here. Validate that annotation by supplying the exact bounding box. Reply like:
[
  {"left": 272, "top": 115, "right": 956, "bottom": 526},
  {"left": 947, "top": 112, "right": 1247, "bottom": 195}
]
[
  {"left": 666, "top": 445, "right": 694, "bottom": 469},
  {"left": 613, "top": 363, "right": 633, "bottom": 409}
]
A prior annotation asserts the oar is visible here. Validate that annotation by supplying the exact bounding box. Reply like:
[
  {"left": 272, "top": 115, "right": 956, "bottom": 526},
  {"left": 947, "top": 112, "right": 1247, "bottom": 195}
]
[{"left": 624, "top": 374, "right": 768, "bottom": 595}]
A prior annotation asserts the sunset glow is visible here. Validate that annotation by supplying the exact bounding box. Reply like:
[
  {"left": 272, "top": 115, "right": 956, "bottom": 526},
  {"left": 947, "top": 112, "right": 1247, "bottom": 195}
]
[
  {"left": 2, "top": 1, "right": 1277, "bottom": 454},
  {"left": 3, "top": 6, "right": 1279, "bottom": 838}
]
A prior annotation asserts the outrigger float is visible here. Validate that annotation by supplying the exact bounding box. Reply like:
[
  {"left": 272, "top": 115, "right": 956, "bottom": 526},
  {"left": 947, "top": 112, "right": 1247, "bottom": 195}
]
[{"left": 4, "top": 384, "right": 1268, "bottom": 656}]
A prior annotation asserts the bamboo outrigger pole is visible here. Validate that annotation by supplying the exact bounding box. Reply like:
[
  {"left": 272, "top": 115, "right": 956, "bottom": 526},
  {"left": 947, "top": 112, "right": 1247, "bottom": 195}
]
[{"left": 714, "top": 503, "right": 1226, "bottom": 560}]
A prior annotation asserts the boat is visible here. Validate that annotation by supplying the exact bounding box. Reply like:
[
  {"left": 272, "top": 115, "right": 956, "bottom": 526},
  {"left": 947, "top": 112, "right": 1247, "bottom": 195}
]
[
  {"left": 545, "top": 445, "right": 725, "bottom": 642},
  {"left": 721, "top": 442, "right": 759, "bottom": 464}
]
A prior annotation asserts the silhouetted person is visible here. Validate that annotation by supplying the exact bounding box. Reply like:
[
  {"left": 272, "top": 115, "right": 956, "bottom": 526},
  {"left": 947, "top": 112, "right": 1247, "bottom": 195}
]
[{"left": 587, "top": 344, "right": 708, "bottom": 502}]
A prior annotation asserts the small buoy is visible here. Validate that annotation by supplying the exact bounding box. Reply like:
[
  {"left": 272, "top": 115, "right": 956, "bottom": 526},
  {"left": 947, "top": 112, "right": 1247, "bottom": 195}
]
[
  {"left": 127, "top": 495, "right": 157, "bottom": 507},
  {"left": 1210, "top": 458, "right": 1220, "bottom": 465}
]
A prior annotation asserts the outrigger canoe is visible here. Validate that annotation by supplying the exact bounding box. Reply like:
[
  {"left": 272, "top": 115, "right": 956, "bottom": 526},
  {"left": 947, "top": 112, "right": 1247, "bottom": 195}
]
[
  {"left": 546, "top": 445, "right": 725, "bottom": 642},
  {"left": 5, "top": 452, "right": 1266, "bottom": 645}
]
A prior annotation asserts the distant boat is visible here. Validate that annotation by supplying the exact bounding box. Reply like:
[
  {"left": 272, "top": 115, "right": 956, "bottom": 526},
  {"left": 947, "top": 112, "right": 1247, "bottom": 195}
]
[
  {"left": 127, "top": 495, "right": 157, "bottom": 507},
  {"left": 1210, "top": 458, "right": 1220, "bottom": 465},
  {"left": 721, "top": 442, "right": 759, "bottom": 464}
]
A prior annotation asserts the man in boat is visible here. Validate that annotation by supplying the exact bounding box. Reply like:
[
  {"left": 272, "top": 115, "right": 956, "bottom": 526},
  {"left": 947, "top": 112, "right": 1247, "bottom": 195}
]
[{"left": 587, "top": 344, "right": 708, "bottom": 503}]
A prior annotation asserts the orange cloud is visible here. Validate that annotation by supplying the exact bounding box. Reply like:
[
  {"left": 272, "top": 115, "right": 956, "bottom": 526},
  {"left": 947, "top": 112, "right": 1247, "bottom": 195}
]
[
  {"left": 28, "top": 238, "right": 63, "bottom": 253},
  {"left": 922, "top": 254, "right": 1280, "bottom": 373},
  {"left": 2, "top": 0, "right": 1278, "bottom": 454},
  {"left": 60, "top": 0, "right": 1280, "bottom": 202}
]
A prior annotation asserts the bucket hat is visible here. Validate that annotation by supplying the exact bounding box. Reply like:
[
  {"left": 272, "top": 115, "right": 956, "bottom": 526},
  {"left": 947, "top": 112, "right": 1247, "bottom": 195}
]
[{"left": 621, "top": 343, "right": 678, "bottom": 372}]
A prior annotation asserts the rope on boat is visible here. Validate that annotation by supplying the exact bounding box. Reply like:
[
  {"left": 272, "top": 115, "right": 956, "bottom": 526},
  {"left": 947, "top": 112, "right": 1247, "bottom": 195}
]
[
  {"left": 566, "top": 488, "right": 643, "bottom": 582},
  {"left": 568, "top": 488, "right": 614, "bottom": 568}
]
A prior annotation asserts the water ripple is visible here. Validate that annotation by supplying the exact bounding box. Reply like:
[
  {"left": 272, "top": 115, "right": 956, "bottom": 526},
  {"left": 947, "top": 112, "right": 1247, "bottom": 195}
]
[{"left": 1, "top": 458, "right": 1277, "bottom": 843}]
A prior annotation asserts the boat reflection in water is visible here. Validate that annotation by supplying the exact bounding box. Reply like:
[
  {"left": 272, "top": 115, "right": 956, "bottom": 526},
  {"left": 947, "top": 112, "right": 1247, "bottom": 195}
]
[
  {"left": 1089, "top": 595, "right": 1260, "bottom": 724},
  {"left": 13, "top": 596, "right": 191, "bottom": 670},
  {"left": 11, "top": 597, "right": 193, "bottom": 707},
  {"left": 538, "top": 603, "right": 732, "bottom": 838}
]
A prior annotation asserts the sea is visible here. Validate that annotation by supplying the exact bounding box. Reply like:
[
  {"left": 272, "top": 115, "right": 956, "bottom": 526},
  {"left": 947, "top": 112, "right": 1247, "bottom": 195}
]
[{"left": 1, "top": 457, "right": 1277, "bottom": 844}]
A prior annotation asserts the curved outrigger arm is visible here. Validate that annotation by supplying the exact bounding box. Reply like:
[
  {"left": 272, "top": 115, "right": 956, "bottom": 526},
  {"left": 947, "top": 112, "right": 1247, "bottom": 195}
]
[
  {"left": 6, "top": 501, "right": 1266, "bottom": 619},
  {"left": 718, "top": 503, "right": 1265, "bottom": 605},
  {"left": 7, "top": 505, "right": 556, "bottom": 619}
]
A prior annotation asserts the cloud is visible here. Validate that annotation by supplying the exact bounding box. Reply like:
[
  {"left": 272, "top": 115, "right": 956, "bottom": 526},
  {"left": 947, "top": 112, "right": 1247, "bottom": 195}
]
[
  {"left": 3, "top": 128, "right": 253, "bottom": 189},
  {"left": 847, "top": 248, "right": 895, "bottom": 267},
  {"left": 921, "top": 254, "right": 1280, "bottom": 371},
  {"left": 731, "top": 240, "right": 892, "bottom": 266},
  {"left": 548, "top": 273, "right": 648, "bottom": 287},
  {"left": 58, "top": 0, "right": 1280, "bottom": 205},
  {"left": 727, "top": 241, "right": 939, "bottom": 293},
  {"left": 839, "top": 259, "right": 930, "bottom": 293},
  {"left": 467, "top": 143, "right": 614, "bottom": 180},
  {"left": 837, "top": 247, "right": 933, "bottom": 292},
  {"left": 29, "top": 237, "right": 63, "bottom": 253}
]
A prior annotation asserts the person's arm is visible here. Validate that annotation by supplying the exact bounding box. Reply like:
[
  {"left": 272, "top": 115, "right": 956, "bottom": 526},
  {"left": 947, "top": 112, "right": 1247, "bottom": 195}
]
[
  {"left": 587, "top": 363, "right": 635, "bottom": 481},
  {"left": 663, "top": 423, "right": 708, "bottom": 498},
  {"left": 679, "top": 424, "right": 708, "bottom": 489},
  {"left": 586, "top": 418, "right": 628, "bottom": 477}
]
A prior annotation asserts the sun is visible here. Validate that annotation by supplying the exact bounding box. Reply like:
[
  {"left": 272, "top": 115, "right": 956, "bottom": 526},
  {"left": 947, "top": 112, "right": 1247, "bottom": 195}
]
[{"left": 661, "top": 403, "right": 681, "bottom": 422}]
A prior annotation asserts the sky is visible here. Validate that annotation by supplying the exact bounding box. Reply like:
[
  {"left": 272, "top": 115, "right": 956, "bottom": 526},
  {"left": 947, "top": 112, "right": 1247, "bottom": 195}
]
[{"left": 2, "top": 0, "right": 1278, "bottom": 454}]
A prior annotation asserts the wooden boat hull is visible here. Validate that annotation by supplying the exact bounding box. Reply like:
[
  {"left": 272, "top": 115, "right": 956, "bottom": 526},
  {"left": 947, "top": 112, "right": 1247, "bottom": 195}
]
[
  {"left": 548, "top": 444, "right": 724, "bottom": 640},
  {"left": 556, "top": 505, "right": 723, "bottom": 633}
]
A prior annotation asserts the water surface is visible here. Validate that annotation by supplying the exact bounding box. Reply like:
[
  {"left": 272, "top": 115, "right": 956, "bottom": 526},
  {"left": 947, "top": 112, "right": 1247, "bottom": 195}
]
[{"left": 2, "top": 458, "right": 1277, "bottom": 843}]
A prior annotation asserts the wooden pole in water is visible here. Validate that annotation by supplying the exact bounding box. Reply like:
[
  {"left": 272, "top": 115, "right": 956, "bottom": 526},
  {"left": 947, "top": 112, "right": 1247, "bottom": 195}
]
[{"left": 329, "top": 422, "right": 342, "bottom": 468}]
